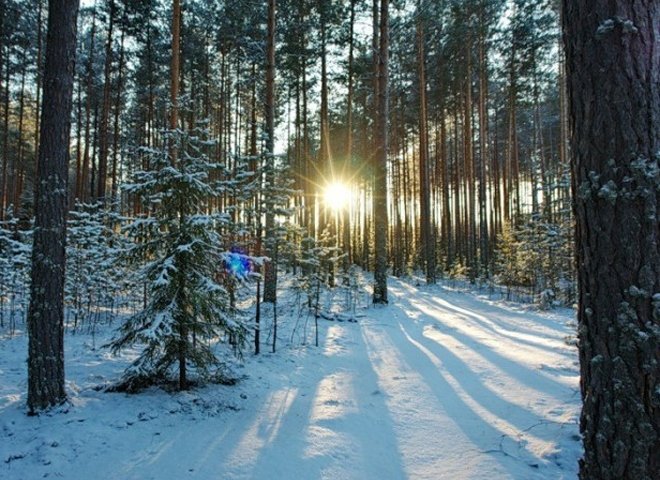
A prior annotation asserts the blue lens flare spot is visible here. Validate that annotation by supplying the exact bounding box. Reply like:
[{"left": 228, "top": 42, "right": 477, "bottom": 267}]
[{"left": 225, "top": 252, "right": 250, "bottom": 278}]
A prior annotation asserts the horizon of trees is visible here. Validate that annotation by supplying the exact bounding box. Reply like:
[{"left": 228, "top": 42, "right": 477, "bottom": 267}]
[{"left": 0, "top": 0, "right": 574, "bottom": 303}]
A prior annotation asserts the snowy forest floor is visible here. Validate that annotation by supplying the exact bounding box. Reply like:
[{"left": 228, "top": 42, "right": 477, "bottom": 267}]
[{"left": 0, "top": 276, "right": 582, "bottom": 480}]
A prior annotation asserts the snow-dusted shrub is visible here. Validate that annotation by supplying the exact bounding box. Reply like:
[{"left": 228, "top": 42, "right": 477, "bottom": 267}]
[
  {"left": 66, "top": 202, "right": 127, "bottom": 333},
  {"left": 0, "top": 214, "right": 31, "bottom": 332}
]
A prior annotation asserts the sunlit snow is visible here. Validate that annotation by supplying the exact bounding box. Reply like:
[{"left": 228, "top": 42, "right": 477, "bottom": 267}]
[{"left": 0, "top": 277, "right": 581, "bottom": 480}]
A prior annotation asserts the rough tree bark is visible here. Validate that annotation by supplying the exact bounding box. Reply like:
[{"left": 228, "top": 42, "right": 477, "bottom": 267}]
[
  {"left": 27, "top": 0, "right": 79, "bottom": 414},
  {"left": 0, "top": 0, "right": 5, "bottom": 220},
  {"left": 563, "top": 2, "right": 659, "bottom": 478},
  {"left": 372, "top": 0, "right": 389, "bottom": 304}
]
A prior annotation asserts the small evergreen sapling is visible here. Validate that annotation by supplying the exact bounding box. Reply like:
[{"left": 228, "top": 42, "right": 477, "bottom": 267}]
[
  {"left": 66, "top": 202, "right": 126, "bottom": 334},
  {"left": 0, "top": 213, "right": 31, "bottom": 332},
  {"left": 108, "top": 124, "right": 247, "bottom": 391}
]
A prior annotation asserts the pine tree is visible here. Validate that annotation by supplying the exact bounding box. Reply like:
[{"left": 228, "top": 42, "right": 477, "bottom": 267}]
[
  {"left": 108, "top": 124, "right": 246, "bottom": 392},
  {"left": 493, "top": 222, "right": 520, "bottom": 297},
  {"left": 26, "top": 0, "right": 79, "bottom": 414}
]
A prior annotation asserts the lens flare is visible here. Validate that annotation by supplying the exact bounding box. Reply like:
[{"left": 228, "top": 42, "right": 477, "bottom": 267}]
[
  {"left": 323, "top": 182, "right": 352, "bottom": 211},
  {"left": 225, "top": 252, "right": 250, "bottom": 278}
]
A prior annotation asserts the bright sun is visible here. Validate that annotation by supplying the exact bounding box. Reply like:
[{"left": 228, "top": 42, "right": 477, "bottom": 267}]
[{"left": 323, "top": 182, "right": 353, "bottom": 211}]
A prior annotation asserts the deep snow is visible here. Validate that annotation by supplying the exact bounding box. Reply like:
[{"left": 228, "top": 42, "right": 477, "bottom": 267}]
[{"left": 0, "top": 277, "right": 581, "bottom": 479}]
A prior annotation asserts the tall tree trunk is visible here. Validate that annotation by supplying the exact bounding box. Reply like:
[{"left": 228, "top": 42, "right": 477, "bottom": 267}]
[
  {"left": 110, "top": 20, "right": 125, "bottom": 201},
  {"left": 319, "top": 11, "right": 330, "bottom": 181},
  {"left": 463, "top": 40, "right": 476, "bottom": 280},
  {"left": 392, "top": 128, "right": 403, "bottom": 276},
  {"left": 402, "top": 131, "right": 412, "bottom": 266},
  {"left": 169, "top": 0, "right": 186, "bottom": 390},
  {"left": 170, "top": 0, "right": 180, "bottom": 167},
  {"left": 80, "top": 5, "right": 97, "bottom": 203},
  {"left": 365, "top": 0, "right": 379, "bottom": 272},
  {"left": 74, "top": 71, "right": 82, "bottom": 206},
  {"left": 416, "top": 10, "right": 434, "bottom": 284},
  {"left": 477, "top": 7, "right": 489, "bottom": 276},
  {"left": 302, "top": 40, "right": 311, "bottom": 235},
  {"left": 90, "top": 105, "right": 98, "bottom": 197},
  {"left": 343, "top": 0, "right": 356, "bottom": 271},
  {"left": 504, "top": 41, "right": 516, "bottom": 225},
  {"left": 27, "top": 0, "right": 79, "bottom": 414},
  {"left": 346, "top": 0, "right": 355, "bottom": 167},
  {"left": 453, "top": 109, "right": 462, "bottom": 266},
  {"left": 248, "top": 60, "right": 261, "bottom": 353},
  {"left": 13, "top": 53, "right": 27, "bottom": 214},
  {"left": 33, "top": 0, "right": 44, "bottom": 177},
  {"left": 439, "top": 108, "right": 452, "bottom": 270},
  {"left": 318, "top": 9, "right": 331, "bottom": 237},
  {"left": 0, "top": 1, "right": 4, "bottom": 216},
  {"left": 563, "top": 2, "right": 659, "bottom": 478},
  {"left": 96, "top": 0, "right": 115, "bottom": 201},
  {"left": 1, "top": 54, "right": 10, "bottom": 219},
  {"left": 372, "top": 0, "right": 389, "bottom": 304},
  {"left": 0, "top": 0, "right": 2, "bottom": 83},
  {"left": 146, "top": 26, "right": 154, "bottom": 151},
  {"left": 263, "top": 0, "right": 277, "bottom": 303},
  {"left": 492, "top": 108, "right": 501, "bottom": 241}
]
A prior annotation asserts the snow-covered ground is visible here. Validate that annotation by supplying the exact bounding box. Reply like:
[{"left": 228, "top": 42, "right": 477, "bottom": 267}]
[{"left": 0, "top": 277, "right": 582, "bottom": 479}]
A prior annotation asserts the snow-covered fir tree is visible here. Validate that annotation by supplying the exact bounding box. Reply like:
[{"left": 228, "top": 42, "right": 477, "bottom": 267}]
[
  {"left": 66, "top": 202, "right": 128, "bottom": 334},
  {"left": 260, "top": 153, "right": 298, "bottom": 303},
  {"left": 108, "top": 123, "right": 248, "bottom": 391},
  {"left": 0, "top": 212, "right": 31, "bottom": 332}
]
